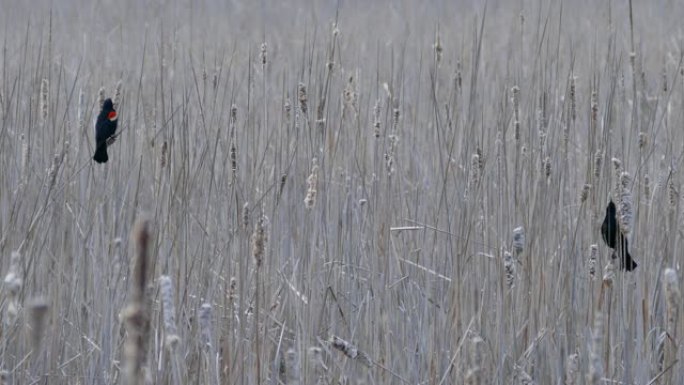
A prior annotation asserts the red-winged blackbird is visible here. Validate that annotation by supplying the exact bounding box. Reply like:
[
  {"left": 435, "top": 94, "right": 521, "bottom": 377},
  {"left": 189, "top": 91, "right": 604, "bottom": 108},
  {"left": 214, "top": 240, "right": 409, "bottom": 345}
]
[
  {"left": 601, "top": 200, "right": 637, "bottom": 271},
  {"left": 93, "top": 98, "right": 118, "bottom": 163}
]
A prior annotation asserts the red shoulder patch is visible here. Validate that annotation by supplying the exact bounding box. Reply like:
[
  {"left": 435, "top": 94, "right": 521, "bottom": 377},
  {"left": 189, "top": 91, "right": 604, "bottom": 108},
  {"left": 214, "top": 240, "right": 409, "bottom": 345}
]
[{"left": 108, "top": 111, "right": 118, "bottom": 121}]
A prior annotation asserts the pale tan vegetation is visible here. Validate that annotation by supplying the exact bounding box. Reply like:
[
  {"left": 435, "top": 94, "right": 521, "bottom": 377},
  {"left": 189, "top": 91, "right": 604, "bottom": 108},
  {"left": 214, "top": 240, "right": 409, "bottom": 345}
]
[{"left": 0, "top": 0, "right": 683, "bottom": 383}]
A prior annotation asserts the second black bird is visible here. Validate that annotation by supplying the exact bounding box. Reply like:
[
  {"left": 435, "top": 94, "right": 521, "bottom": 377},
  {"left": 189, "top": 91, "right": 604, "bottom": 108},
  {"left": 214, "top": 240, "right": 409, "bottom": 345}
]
[
  {"left": 601, "top": 200, "right": 637, "bottom": 271},
  {"left": 93, "top": 98, "right": 118, "bottom": 163}
]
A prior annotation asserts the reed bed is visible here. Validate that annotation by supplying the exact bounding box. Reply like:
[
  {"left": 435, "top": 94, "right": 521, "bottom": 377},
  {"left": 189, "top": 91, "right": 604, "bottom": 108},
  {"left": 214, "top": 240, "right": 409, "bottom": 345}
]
[{"left": 0, "top": 0, "right": 683, "bottom": 383}]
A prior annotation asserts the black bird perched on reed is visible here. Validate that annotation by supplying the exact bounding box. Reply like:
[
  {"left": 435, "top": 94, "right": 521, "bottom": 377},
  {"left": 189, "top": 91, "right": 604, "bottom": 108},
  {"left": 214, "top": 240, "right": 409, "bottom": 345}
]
[
  {"left": 601, "top": 200, "right": 637, "bottom": 271},
  {"left": 93, "top": 98, "right": 118, "bottom": 163}
]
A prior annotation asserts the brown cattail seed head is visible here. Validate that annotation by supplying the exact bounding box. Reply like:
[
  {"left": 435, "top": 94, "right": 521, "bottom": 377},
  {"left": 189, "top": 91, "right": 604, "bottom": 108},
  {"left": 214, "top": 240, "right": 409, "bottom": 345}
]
[
  {"left": 503, "top": 251, "right": 516, "bottom": 289},
  {"left": 98, "top": 87, "right": 106, "bottom": 109},
  {"left": 664, "top": 268, "right": 680, "bottom": 322},
  {"left": 298, "top": 83, "right": 308, "bottom": 115},
  {"left": 668, "top": 173, "right": 679, "bottom": 209},
  {"left": 543, "top": 156, "right": 552, "bottom": 179},
  {"left": 251, "top": 212, "right": 269, "bottom": 267},
  {"left": 330, "top": 335, "right": 372, "bottom": 367},
  {"left": 28, "top": 297, "right": 49, "bottom": 351},
  {"left": 199, "top": 303, "right": 213, "bottom": 350},
  {"left": 512, "top": 227, "right": 525, "bottom": 256},
  {"left": 40, "top": 79, "right": 49, "bottom": 126},
  {"left": 260, "top": 42, "right": 267, "bottom": 66},
  {"left": 159, "top": 276, "right": 179, "bottom": 347},
  {"left": 638, "top": 132, "right": 648, "bottom": 150},
  {"left": 588, "top": 244, "right": 598, "bottom": 279},
  {"left": 512, "top": 86, "right": 521, "bottom": 140},
  {"left": 580, "top": 183, "right": 591, "bottom": 203},
  {"left": 113, "top": 79, "right": 123, "bottom": 108},
  {"left": 3, "top": 251, "right": 23, "bottom": 295},
  {"left": 616, "top": 172, "right": 634, "bottom": 236},
  {"left": 304, "top": 158, "right": 319, "bottom": 209}
]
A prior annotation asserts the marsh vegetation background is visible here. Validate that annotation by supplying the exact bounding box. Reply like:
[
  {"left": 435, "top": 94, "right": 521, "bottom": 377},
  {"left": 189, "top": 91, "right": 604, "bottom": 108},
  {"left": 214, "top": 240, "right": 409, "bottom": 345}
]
[{"left": 0, "top": 0, "right": 683, "bottom": 383}]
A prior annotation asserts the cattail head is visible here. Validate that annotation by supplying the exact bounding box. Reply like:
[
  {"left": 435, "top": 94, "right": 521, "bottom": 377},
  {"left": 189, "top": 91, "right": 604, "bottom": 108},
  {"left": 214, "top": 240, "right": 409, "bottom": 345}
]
[
  {"left": 503, "top": 251, "right": 516, "bottom": 289},
  {"left": 298, "top": 83, "right": 308, "bottom": 115},
  {"left": 260, "top": 42, "right": 267, "bottom": 66},
  {"left": 283, "top": 348, "right": 300, "bottom": 384},
  {"left": 304, "top": 158, "right": 319, "bottom": 209},
  {"left": 284, "top": 96, "right": 292, "bottom": 121},
  {"left": 580, "top": 183, "right": 591, "bottom": 203},
  {"left": 664, "top": 268, "right": 680, "bottom": 328},
  {"left": 565, "top": 353, "right": 579, "bottom": 385},
  {"left": 330, "top": 335, "right": 372, "bottom": 367},
  {"left": 512, "top": 227, "right": 525, "bottom": 256},
  {"left": 469, "top": 153, "right": 481, "bottom": 188},
  {"left": 3, "top": 251, "right": 23, "bottom": 296},
  {"left": 569, "top": 75, "right": 577, "bottom": 122},
  {"left": 242, "top": 202, "right": 250, "bottom": 231},
  {"left": 668, "top": 173, "right": 679, "bottom": 209},
  {"left": 512, "top": 86, "right": 521, "bottom": 140},
  {"left": 616, "top": 172, "right": 634, "bottom": 236},
  {"left": 644, "top": 174, "right": 651, "bottom": 202},
  {"left": 602, "top": 258, "right": 616, "bottom": 287},
  {"left": 638, "top": 132, "right": 648, "bottom": 150},
  {"left": 543, "top": 156, "right": 552, "bottom": 179},
  {"left": 40, "top": 79, "right": 49, "bottom": 126},
  {"left": 590, "top": 90, "right": 598, "bottom": 129},
  {"left": 251, "top": 211, "right": 269, "bottom": 267},
  {"left": 308, "top": 347, "right": 328, "bottom": 373},
  {"left": 433, "top": 27, "right": 443, "bottom": 63},
  {"left": 465, "top": 336, "right": 485, "bottom": 384},
  {"left": 199, "top": 303, "right": 213, "bottom": 350},
  {"left": 159, "top": 276, "right": 179, "bottom": 348},
  {"left": 113, "top": 79, "right": 123, "bottom": 108},
  {"left": 98, "top": 87, "right": 106, "bottom": 109},
  {"left": 160, "top": 141, "right": 168, "bottom": 169},
  {"left": 455, "top": 60, "right": 463, "bottom": 90},
  {"left": 28, "top": 297, "right": 49, "bottom": 351},
  {"left": 588, "top": 244, "right": 598, "bottom": 280},
  {"left": 591, "top": 150, "right": 602, "bottom": 180}
]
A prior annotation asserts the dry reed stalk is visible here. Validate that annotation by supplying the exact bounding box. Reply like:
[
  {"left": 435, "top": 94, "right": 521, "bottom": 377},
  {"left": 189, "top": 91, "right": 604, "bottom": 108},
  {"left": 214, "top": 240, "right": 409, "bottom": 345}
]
[
  {"left": 123, "top": 218, "right": 152, "bottom": 385},
  {"left": 586, "top": 312, "right": 604, "bottom": 385},
  {"left": 565, "top": 353, "right": 579, "bottom": 385}
]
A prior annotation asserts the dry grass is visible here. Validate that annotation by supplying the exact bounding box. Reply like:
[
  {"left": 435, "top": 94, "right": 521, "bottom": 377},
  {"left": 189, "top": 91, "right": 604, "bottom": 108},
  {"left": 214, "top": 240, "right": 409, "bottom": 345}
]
[{"left": 0, "top": 0, "right": 683, "bottom": 383}]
